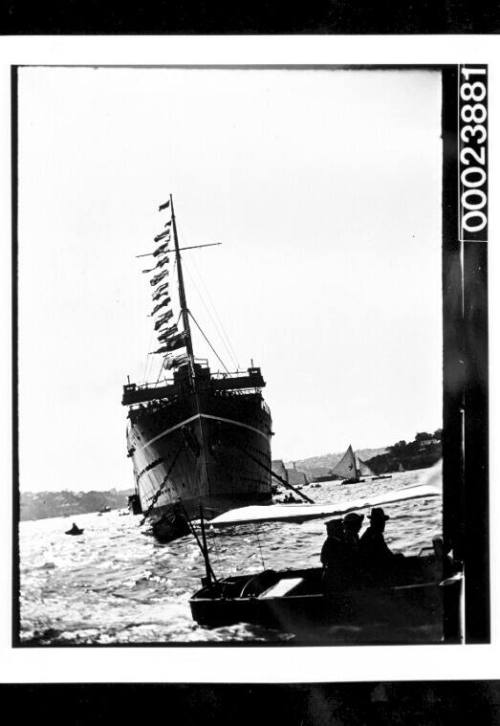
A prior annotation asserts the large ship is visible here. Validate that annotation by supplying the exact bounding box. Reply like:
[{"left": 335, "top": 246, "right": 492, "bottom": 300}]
[{"left": 122, "top": 196, "right": 273, "bottom": 541}]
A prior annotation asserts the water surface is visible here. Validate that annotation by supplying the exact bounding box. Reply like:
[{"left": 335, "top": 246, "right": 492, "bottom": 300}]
[{"left": 19, "top": 469, "right": 442, "bottom": 645}]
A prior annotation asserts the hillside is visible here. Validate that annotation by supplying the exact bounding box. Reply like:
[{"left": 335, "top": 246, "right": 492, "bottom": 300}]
[
  {"left": 21, "top": 432, "right": 442, "bottom": 520},
  {"left": 20, "top": 488, "right": 133, "bottom": 522},
  {"left": 286, "top": 430, "right": 442, "bottom": 480},
  {"left": 366, "top": 434, "right": 442, "bottom": 474},
  {"left": 285, "top": 447, "right": 388, "bottom": 480}
]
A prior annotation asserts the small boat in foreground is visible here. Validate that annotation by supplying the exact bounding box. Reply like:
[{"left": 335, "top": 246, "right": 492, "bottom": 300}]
[
  {"left": 189, "top": 547, "right": 452, "bottom": 640},
  {"left": 65, "top": 523, "right": 84, "bottom": 536},
  {"left": 188, "top": 475, "right": 462, "bottom": 642}
]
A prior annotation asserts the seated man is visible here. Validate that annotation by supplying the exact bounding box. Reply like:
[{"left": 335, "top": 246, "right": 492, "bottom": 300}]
[
  {"left": 321, "top": 518, "right": 345, "bottom": 592},
  {"left": 342, "top": 512, "right": 364, "bottom": 550},
  {"left": 321, "top": 513, "right": 364, "bottom": 592},
  {"left": 359, "top": 508, "right": 402, "bottom": 575}
]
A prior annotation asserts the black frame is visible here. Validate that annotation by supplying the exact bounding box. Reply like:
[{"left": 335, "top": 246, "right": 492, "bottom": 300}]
[{"left": 1, "top": 681, "right": 500, "bottom": 724}]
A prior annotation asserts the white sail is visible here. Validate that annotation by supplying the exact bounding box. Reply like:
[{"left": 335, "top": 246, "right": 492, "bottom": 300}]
[
  {"left": 208, "top": 482, "right": 440, "bottom": 528},
  {"left": 356, "top": 456, "right": 375, "bottom": 477},
  {"left": 330, "top": 444, "right": 358, "bottom": 479}
]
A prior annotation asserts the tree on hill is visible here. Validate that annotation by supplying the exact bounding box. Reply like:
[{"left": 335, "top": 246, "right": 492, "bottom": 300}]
[
  {"left": 415, "top": 432, "right": 433, "bottom": 442},
  {"left": 390, "top": 440, "right": 407, "bottom": 452}
]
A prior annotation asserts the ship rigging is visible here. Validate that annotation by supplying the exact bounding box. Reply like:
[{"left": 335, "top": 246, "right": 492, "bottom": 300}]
[{"left": 122, "top": 196, "right": 274, "bottom": 542}]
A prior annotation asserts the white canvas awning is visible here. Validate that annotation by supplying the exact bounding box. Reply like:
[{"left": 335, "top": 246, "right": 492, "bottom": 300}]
[{"left": 208, "top": 483, "right": 440, "bottom": 528}]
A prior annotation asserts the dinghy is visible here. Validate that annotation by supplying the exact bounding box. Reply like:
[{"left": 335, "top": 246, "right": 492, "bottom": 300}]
[{"left": 188, "top": 471, "right": 462, "bottom": 642}]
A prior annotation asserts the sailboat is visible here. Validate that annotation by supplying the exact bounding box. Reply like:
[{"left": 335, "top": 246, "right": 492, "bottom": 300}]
[
  {"left": 331, "top": 444, "right": 375, "bottom": 484},
  {"left": 188, "top": 467, "right": 463, "bottom": 642},
  {"left": 122, "top": 196, "right": 273, "bottom": 542}
]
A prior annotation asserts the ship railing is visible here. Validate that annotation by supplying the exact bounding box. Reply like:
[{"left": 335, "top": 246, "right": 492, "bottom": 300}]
[
  {"left": 210, "top": 370, "right": 254, "bottom": 380},
  {"left": 125, "top": 370, "right": 260, "bottom": 404},
  {"left": 213, "top": 387, "right": 261, "bottom": 397},
  {"left": 132, "top": 379, "right": 175, "bottom": 391},
  {"left": 132, "top": 363, "right": 260, "bottom": 390}
]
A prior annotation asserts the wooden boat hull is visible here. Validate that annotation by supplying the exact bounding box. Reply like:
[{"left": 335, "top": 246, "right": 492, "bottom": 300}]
[{"left": 190, "top": 557, "right": 459, "bottom": 641}]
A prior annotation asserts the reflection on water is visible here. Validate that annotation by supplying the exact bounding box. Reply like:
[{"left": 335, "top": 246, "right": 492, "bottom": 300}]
[{"left": 19, "top": 469, "right": 441, "bottom": 644}]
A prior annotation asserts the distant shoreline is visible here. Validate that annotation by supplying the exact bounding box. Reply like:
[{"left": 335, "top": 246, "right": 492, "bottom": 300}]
[
  {"left": 20, "top": 488, "right": 133, "bottom": 522},
  {"left": 284, "top": 431, "right": 442, "bottom": 482},
  {"left": 20, "top": 431, "right": 441, "bottom": 521}
]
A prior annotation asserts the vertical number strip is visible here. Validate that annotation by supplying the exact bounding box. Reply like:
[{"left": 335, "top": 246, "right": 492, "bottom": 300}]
[{"left": 458, "top": 65, "right": 488, "bottom": 242}]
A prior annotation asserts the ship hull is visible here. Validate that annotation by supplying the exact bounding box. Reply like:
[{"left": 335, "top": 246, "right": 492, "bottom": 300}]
[{"left": 127, "top": 388, "right": 272, "bottom": 541}]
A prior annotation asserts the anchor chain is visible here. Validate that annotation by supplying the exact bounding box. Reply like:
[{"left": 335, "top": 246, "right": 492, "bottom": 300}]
[{"left": 139, "top": 441, "right": 185, "bottom": 525}]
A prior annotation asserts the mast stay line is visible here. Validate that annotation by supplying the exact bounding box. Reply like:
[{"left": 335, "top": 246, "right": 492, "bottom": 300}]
[{"left": 227, "top": 438, "right": 316, "bottom": 504}]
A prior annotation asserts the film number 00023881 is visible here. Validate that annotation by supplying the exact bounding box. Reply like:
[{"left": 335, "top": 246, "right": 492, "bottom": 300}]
[{"left": 459, "top": 65, "right": 488, "bottom": 241}]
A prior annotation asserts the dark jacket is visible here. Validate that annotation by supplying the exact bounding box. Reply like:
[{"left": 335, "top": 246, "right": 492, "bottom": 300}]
[
  {"left": 359, "top": 526, "right": 394, "bottom": 565},
  {"left": 321, "top": 534, "right": 359, "bottom": 590},
  {"left": 321, "top": 535, "right": 345, "bottom": 568}
]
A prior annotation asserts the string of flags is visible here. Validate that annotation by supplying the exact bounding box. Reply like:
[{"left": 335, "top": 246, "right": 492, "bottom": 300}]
[
  {"left": 144, "top": 197, "right": 189, "bottom": 370},
  {"left": 154, "top": 309, "right": 174, "bottom": 330},
  {"left": 154, "top": 333, "right": 187, "bottom": 354},
  {"left": 164, "top": 353, "right": 189, "bottom": 370},
  {"left": 157, "top": 323, "right": 178, "bottom": 341},
  {"left": 155, "top": 256, "right": 169, "bottom": 270},
  {"left": 142, "top": 257, "right": 169, "bottom": 274},
  {"left": 153, "top": 243, "right": 169, "bottom": 257},
  {"left": 150, "top": 268, "right": 169, "bottom": 286},
  {"left": 151, "top": 297, "right": 171, "bottom": 316},
  {"left": 152, "top": 282, "right": 169, "bottom": 300}
]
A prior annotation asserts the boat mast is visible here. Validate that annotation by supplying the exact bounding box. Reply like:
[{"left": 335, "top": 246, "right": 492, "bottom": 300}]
[
  {"left": 199, "top": 503, "right": 214, "bottom": 587},
  {"left": 170, "top": 194, "right": 196, "bottom": 374}
]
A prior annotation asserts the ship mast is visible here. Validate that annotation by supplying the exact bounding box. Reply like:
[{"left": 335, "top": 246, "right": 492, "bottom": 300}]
[
  {"left": 170, "top": 195, "right": 211, "bottom": 501},
  {"left": 170, "top": 194, "right": 196, "bottom": 375}
]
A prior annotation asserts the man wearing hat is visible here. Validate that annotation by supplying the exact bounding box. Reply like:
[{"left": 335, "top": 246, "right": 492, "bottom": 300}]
[
  {"left": 359, "top": 507, "right": 397, "bottom": 568},
  {"left": 343, "top": 512, "right": 364, "bottom": 547},
  {"left": 321, "top": 513, "right": 366, "bottom": 592},
  {"left": 341, "top": 512, "right": 364, "bottom": 581},
  {"left": 320, "top": 518, "right": 346, "bottom": 592}
]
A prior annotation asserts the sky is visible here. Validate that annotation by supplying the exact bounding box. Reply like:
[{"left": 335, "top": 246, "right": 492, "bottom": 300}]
[{"left": 18, "top": 67, "right": 442, "bottom": 492}]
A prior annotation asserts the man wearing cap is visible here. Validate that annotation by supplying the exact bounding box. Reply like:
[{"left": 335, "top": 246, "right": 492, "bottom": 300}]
[
  {"left": 359, "top": 507, "right": 397, "bottom": 569},
  {"left": 320, "top": 518, "right": 346, "bottom": 592}
]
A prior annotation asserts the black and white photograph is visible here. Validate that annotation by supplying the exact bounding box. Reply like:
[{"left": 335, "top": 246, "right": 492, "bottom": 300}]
[{"left": 12, "top": 62, "right": 488, "bottom": 648}]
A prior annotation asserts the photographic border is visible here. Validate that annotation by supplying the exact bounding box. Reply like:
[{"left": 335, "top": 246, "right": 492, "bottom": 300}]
[{"left": 11, "top": 61, "right": 489, "bottom": 649}]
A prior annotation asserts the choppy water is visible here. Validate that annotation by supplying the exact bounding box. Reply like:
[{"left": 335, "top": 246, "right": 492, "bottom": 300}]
[{"left": 19, "top": 469, "right": 442, "bottom": 645}]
